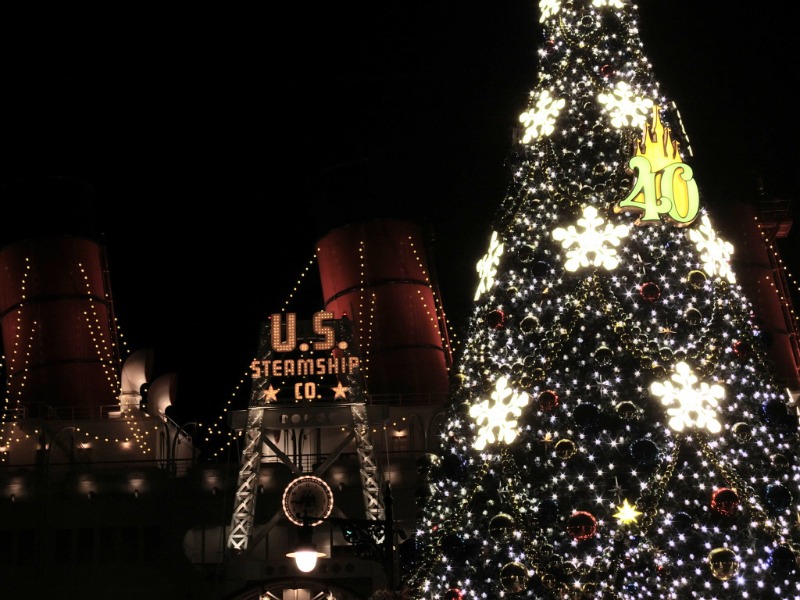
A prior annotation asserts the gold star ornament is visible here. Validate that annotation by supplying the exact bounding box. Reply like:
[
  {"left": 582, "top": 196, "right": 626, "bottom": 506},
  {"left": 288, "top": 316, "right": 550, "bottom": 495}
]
[{"left": 613, "top": 499, "right": 643, "bottom": 525}]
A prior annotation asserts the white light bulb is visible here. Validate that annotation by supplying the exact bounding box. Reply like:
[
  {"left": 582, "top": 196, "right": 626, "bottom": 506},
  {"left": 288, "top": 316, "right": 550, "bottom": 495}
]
[{"left": 293, "top": 549, "right": 319, "bottom": 573}]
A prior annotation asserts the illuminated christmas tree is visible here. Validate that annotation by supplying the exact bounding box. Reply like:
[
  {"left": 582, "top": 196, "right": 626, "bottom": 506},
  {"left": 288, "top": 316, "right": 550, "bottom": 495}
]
[{"left": 405, "top": 2, "right": 800, "bottom": 599}]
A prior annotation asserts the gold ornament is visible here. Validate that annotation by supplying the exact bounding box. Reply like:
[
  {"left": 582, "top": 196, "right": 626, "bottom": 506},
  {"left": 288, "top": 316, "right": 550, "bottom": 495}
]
[
  {"left": 771, "top": 453, "right": 789, "bottom": 471},
  {"left": 555, "top": 439, "right": 577, "bottom": 460},
  {"left": 520, "top": 315, "right": 539, "bottom": 333},
  {"left": 499, "top": 561, "right": 529, "bottom": 593},
  {"left": 615, "top": 401, "right": 640, "bottom": 420},
  {"left": 488, "top": 513, "right": 515, "bottom": 542},
  {"left": 684, "top": 307, "right": 702, "bottom": 326},
  {"left": 707, "top": 547, "right": 739, "bottom": 581},
  {"left": 539, "top": 573, "right": 557, "bottom": 590},
  {"left": 731, "top": 422, "right": 752, "bottom": 442},
  {"left": 594, "top": 346, "right": 613, "bottom": 365},
  {"left": 688, "top": 269, "right": 707, "bottom": 289}
]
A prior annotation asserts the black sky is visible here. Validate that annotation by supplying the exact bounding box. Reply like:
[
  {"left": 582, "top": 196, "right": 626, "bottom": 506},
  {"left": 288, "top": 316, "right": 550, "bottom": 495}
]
[{"left": 0, "top": 3, "right": 798, "bottom": 419}]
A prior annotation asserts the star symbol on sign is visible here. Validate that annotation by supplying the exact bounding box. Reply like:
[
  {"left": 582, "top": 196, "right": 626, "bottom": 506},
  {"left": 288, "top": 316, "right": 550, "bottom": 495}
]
[
  {"left": 263, "top": 385, "right": 280, "bottom": 402},
  {"left": 613, "top": 499, "right": 643, "bottom": 525},
  {"left": 331, "top": 382, "right": 350, "bottom": 399}
]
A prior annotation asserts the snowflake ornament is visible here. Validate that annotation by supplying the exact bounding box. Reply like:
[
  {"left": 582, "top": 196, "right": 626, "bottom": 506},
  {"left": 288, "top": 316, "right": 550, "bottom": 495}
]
[
  {"left": 469, "top": 377, "right": 530, "bottom": 451},
  {"left": 552, "top": 205, "right": 629, "bottom": 272},
  {"left": 592, "top": 0, "right": 624, "bottom": 8},
  {"left": 650, "top": 361, "right": 725, "bottom": 434},
  {"left": 519, "top": 90, "right": 565, "bottom": 143},
  {"left": 598, "top": 82, "right": 654, "bottom": 129},
  {"left": 539, "top": 0, "right": 562, "bottom": 23},
  {"left": 686, "top": 214, "right": 736, "bottom": 283},
  {"left": 474, "top": 231, "right": 504, "bottom": 301}
]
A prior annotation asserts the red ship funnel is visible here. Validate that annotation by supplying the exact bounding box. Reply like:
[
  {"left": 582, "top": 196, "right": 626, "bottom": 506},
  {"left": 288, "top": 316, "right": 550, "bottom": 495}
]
[
  {"left": 0, "top": 236, "right": 120, "bottom": 412},
  {"left": 316, "top": 220, "right": 451, "bottom": 400}
]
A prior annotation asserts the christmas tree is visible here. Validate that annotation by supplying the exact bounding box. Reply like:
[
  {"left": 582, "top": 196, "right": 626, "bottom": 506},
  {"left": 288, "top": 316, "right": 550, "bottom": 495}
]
[{"left": 404, "top": 2, "right": 800, "bottom": 599}]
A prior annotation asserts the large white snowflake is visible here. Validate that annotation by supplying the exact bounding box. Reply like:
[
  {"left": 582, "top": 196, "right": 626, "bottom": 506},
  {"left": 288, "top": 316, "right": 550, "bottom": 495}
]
[
  {"left": 686, "top": 214, "right": 736, "bottom": 283},
  {"left": 474, "top": 231, "right": 504, "bottom": 301},
  {"left": 469, "top": 377, "right": 530, "bottom": 451},
  {"left": 598, "top": 82, "right": 654, "bottom": 129},
  {"left": 650, "top": 361, "right": 725, "bottom": 434},
  {"left": 539, "top": 0, "right": 561, "bottom": 23},
  {"left": 552, "top": 205, "right": 629, "bottom": 272},
  {"left": 519, "top": 89, "right": 565, "bottom": 143},
  {"left": 592, "top": 0, "right": 624, "bottom": 8}
]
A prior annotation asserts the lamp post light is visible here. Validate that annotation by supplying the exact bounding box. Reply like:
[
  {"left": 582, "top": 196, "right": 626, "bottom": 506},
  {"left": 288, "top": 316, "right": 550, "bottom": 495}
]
[
  {"left": 287, "top": 482, "right": 398, "bottom": 591},
  {"left": 286, "top": 523, "right": 327, "bottom": 573}
]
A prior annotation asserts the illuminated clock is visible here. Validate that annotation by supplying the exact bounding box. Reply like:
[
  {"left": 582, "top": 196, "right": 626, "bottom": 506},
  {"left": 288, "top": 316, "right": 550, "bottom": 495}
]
[{"left": 282, "top": 475, "right": 334, "bottom": 526}]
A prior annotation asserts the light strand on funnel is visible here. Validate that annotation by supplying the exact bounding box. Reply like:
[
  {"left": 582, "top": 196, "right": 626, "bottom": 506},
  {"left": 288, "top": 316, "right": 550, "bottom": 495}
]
[
  {"left": 0, "top": 259, "right": 34, "bottom": 456},
  {"left": 407, "top": 234, "right": 458, "bottom": 362},
  {"left": 754, "top": 214, "right": 800, "bottom": 329},
  {"left": 114, "top": 316, "right": 131, "bottom": 360},
  {"left": 76, "top": 262, "right": 121, "bottom": 397},
  {"left": 357, "top": 239, "right": 375, "bottom": 386}
]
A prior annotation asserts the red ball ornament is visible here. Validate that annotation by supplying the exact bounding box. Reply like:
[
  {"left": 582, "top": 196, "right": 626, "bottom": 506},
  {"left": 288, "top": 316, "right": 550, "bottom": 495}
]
[
  {"left": 537, "top": 389, "right": 559, "bottom": 412},
  {"left": 444, "top": 589, "right": 463, "bottom": 600},
  {"left": 711, "top": 488, "right": 740, "bottom": 516},
  {"left": 600, "top": 64, "right": 615, "bottom": 78},
  {"left": 486, "top": 309, "right": 506, "bottom": 329},
  {"left": 567, "top": 511, "right": 597, "bottom": 541},
  {"left": 544, "top": 39, "right": 557, "bottom": 55},
  {"left": 640, "top": 282, "right": 661, "bottom": 302}
]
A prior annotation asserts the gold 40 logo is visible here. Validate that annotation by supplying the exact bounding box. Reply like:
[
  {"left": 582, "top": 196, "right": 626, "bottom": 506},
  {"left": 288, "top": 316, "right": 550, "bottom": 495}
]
[{"left": 615, "top": 108, "right": 700, "bottom": 227}]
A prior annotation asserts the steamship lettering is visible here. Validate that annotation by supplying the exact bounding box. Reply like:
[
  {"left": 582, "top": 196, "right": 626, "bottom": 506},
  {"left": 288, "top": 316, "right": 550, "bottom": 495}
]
[
  {"left": 250, "top": 311, "right": 361, "bottom": 379},
  {"left": 250, "top": 356, "right": 360, "bottom": 379}
]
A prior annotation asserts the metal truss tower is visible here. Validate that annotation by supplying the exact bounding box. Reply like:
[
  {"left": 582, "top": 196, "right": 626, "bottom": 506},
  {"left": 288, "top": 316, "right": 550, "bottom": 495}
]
[{"left": 226, "top": 315, "right": 386, "bottom": 554}]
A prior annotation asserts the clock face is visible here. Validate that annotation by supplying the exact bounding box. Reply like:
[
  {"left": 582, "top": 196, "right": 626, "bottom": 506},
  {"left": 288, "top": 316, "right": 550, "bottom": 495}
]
[{"left": 282, "top": 475, "right": 334, "bottom": 526}]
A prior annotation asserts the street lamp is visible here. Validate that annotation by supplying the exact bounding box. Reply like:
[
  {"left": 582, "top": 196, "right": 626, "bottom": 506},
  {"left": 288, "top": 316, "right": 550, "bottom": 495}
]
[
  {"left": 286, "top": 524, "right": 327, "bottom": 572},
  {"left": 287, "top": 482, "right": 397, "bottom": 590}
]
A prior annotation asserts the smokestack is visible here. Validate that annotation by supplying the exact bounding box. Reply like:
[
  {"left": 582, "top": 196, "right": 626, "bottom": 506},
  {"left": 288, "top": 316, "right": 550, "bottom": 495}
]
[
  {"left": 316, "top": 219, "right": 451, "bottom": 400},
  {"left": 0, "top": 177, "right": 120, "bottom": 413}
]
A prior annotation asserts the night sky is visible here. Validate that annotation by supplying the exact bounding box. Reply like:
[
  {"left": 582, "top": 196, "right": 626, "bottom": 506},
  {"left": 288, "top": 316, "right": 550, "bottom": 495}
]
[{"left": 0, "top": 3, "right": 798, "bottom": 421}]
